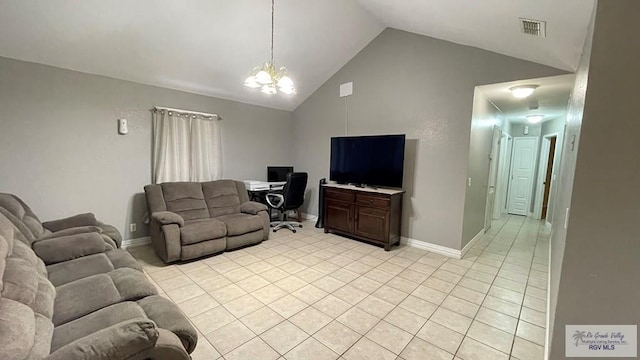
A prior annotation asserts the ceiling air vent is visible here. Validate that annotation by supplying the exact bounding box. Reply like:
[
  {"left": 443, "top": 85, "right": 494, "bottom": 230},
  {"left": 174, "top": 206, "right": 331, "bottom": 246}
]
[{"left": 519, "top": 18, "right": 546, "bottom": 37}]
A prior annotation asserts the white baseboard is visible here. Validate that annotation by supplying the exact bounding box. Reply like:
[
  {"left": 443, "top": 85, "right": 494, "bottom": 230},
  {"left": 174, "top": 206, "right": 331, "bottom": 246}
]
[
  {"left": 401, "top": 229, "right": 483, "bottom": 260},
  {"left": 461, "top": 229, "right": 485, "bottom": 258},
  {"left": 401, "top": 236, "right": 462, "bottom": 259},
  {"left": 121, "top": 236, "right": 151, "bottom": 249}
]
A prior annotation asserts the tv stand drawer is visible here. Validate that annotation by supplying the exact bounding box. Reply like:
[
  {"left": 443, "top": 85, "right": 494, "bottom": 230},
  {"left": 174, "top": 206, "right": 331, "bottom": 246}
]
[
  {"left": 325, "top": 188, "right": 355, "bottom": 203},
  {"left": 355, "top": 194, "right": 390, "bottom": 208}
]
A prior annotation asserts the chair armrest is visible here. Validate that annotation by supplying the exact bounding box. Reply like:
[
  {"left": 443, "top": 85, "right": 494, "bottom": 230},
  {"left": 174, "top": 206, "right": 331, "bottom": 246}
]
[
  {"left": 39, "top": 226, "right": 102, "bottom": 240},
  {"left": 151, "top": 211, "right": 185, "bottom": 227},
  {"left": 240, "top": 201, "right": 268, "bottom": 215},
  {"left": 46, "top": 319, "right": 158, "bottom": 360},
  {"left": 265, "top": 193, "right": 284, "bottom": 208},
  {"left": 42, "top": 213, "right": 98, "bottom": 232},
  {"left": 32, "top": 232, "right": 109, "bottom": 265}
]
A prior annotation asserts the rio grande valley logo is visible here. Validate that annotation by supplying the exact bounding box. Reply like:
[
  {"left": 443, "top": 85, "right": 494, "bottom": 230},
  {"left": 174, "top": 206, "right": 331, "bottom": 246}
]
[{"left": 566, "top": 325, "right": 637, "bottom": 357}]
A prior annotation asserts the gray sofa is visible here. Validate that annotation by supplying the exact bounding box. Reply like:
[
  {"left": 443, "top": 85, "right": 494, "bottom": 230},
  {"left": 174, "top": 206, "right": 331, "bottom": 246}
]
[
  {"left": 0, "top": 194, "right": 197, "bottom": 359},
  {"left": 144, "top": 180, "right": 270, "bottom": 263}
]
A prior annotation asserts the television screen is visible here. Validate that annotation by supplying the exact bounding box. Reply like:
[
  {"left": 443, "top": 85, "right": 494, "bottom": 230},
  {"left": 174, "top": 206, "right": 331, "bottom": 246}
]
[{"left": 330, "top": 134, "right": 405, "bottom": 188}]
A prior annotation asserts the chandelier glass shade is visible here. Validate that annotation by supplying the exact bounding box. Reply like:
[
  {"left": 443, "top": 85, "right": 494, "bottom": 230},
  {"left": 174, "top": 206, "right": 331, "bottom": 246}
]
[{"left": 244, "top": 0, "right": 296, "bottom": 95}]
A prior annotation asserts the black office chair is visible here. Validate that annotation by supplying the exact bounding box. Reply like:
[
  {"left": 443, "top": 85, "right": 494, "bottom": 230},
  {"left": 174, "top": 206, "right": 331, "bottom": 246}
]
[{"left": 266, "top": 172, "right": 308, "bottom": 233}]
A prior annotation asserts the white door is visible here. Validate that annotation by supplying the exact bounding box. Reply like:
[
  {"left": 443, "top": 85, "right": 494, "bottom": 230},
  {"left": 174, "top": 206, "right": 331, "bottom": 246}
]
[
  {"left": 507, "top": 137, "right": 538, "bottom": 215},
  {"left": 485, "top": 127, "right": 502, "bottom": 231}
]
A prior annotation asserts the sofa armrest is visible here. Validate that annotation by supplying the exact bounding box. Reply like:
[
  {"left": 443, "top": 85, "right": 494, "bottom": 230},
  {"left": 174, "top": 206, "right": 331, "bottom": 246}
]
[
  {"left": 42, "top": 213, "right": 98, "bottom": 232},
  {"left": 32, "top": 232, "right": 109, "bottom": 265},
  {"left": 151, "top": 211, "right": 184, "bottom": 227},
  {"left": 137, "top": 295, "right": 198, "bottom": 353},
  {"left": 97, "top": 221, "right": 123, "bottom": 248},
  {"left": 46, "top": 319, "right": 158, "bottom": 360},
  {"left": 39, "top": 226, "right": 102, "bottom": 240},
  {"left": 149, "top": 328, "right": 192, "bottom": 359},
  {"left": 240, "top": 201, "right": 268, "bottom": 215}
]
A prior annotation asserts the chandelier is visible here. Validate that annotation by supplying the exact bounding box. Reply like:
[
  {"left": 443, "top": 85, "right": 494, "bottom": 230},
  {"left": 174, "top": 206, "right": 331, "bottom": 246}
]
[{"left": 244, "top": 0, "right": 296, "bottom": 95}]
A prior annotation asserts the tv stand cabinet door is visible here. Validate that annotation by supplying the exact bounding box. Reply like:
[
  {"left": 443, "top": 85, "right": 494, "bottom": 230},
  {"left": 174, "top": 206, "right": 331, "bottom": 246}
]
[
  {"left": 325, "top": 200, "right": 354, "bottom": 234},
  {"left": 354, "top": 206, "right": 388, "bottom": 242}
]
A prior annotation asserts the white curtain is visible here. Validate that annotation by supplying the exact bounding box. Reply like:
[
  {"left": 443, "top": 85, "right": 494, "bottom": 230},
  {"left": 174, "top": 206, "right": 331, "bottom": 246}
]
[{"left": 152, "top": 110, "right": 222, "bottom": 183}]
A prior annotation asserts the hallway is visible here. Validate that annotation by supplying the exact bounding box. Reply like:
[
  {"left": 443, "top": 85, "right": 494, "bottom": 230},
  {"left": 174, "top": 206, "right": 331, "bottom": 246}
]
[{"left": 461, "top": 215, "right": 550, "bottom": 359}]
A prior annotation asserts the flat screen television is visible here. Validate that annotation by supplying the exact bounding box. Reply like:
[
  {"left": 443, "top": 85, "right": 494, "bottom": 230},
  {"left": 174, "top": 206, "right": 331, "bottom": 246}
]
[{"left": 330, "top": 134, "right": 405, "bottom": 188}]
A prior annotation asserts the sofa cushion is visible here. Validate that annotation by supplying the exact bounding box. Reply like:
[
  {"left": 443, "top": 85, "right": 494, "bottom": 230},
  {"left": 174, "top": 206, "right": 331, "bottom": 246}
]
[
  {"left": 160, "top": 183, "right": 209, "bottom": 221},
  {"left": 32, "top": 232, "right": 112, "bottom": 265},
  {"left": 42, "top": 213, "right": 98, "bottom": 232},
  {"left": 48, "top": 319, "right": 158, "bottom": 360},
  {"left": 53, "top": 269, "right": 157, "bottom": 326},
  {"left": 202, "top": 180, "right": 242, "bottom": 217},
  {"left": 51, "top": 301, "right": 148, "bottom": 352},
  {"left": 180, "top": 218, "right": 226, "bottom": 245},
  {"left": 216, "top": 213, "right": 264, "bottom": 236},
  {"left": 46, "top": 249, "right": 143, "bottom": 287}
]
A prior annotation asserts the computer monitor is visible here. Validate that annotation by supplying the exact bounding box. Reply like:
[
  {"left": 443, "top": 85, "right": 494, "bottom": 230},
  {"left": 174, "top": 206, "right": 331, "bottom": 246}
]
[{"left": 267, "top": 166, "right": 293, "bottom": 182}]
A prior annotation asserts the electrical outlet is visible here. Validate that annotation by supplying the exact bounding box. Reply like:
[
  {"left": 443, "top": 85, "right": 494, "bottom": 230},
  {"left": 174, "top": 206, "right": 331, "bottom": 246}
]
[
  {"left": 468, "top": 177, "right": 472, "bottom": 187},
  {"left": 130, "top": 223, "right": 137, "bottom": 233}
]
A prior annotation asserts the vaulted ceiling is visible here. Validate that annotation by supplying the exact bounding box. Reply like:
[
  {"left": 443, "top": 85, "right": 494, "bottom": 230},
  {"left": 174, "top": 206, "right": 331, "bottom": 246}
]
[{"left": 0, "top": 0, "right": 594, "bottom": 111}]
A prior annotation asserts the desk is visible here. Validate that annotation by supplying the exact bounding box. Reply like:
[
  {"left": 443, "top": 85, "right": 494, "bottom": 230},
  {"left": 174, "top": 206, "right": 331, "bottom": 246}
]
[{"left": 244, "top": 181, "right": 286, "bottom": 220}]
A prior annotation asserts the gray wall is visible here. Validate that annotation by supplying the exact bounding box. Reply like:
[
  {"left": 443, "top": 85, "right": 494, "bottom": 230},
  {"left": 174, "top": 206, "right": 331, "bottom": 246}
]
[
  {"left": 550, "top": 0, "right": 640, "bottom": 357},
  {"left": 461, "top": 89, "right": 503, "bottom": 247},
  {"left": 292, "top": 28, "right": 566, "bottom": 250},
  {"left": 0, "top": 56, "right": 293, "bottom": 240}
]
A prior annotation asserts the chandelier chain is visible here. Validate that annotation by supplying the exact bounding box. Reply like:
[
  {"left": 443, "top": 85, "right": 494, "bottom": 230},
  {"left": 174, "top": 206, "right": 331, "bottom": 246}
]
[{"left": 270, "top": 0, "right": 274, "bottom": 65}]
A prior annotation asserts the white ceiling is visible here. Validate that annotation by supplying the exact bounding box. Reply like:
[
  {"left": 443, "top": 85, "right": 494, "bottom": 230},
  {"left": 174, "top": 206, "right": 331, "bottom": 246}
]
[
  {"left": 478, "top": 74, "right": 575, "bottom": 124},
  {"left": 0, "top": 0, "right": 594, "bottom": 111}
]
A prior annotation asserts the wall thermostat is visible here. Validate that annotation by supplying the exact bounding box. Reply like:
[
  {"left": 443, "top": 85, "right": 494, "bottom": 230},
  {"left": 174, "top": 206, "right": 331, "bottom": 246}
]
[{"left": 118, "top": 119, "right": 128, "bottom": 135}]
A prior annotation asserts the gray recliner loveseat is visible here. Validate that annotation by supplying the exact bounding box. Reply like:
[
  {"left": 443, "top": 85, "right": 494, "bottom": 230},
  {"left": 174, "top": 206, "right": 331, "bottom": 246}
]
[{"left": 144, "top": 180, "right": 270, "bottom": 263}]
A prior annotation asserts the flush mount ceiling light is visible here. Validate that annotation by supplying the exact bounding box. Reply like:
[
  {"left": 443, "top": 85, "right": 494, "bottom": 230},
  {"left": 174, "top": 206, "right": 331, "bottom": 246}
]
[
  {"left": 244, "top": 0, "right": 296, "bottom": 95},
  {"left": 510, "top": 85, "right": 539, "bottom": 99},
  {"left": 526, "top": 114, "right": 544, "bottom": 124}
]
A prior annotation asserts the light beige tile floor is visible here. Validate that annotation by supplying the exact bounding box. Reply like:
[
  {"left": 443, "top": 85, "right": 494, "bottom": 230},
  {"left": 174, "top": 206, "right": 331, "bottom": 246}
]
[{"left": 128, "top": 215, "right": 549, "bottom": 360}]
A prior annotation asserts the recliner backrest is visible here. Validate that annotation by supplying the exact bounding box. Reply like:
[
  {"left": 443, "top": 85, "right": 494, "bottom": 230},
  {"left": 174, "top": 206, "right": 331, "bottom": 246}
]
[
  {"left": 282, "top": 172, "right": 308, "bottom": 210},
  {"left": 202, "top": 180, "right": 246, "bottom": 218},
  {"left": 158, "top": 183, "right": 209, "bottom": 221},
  {"left": 0, "top": 193, "right": 45, "bottom": 244},
  {"left": 0, "top": 212, "right": 56, "bottom": 359}
]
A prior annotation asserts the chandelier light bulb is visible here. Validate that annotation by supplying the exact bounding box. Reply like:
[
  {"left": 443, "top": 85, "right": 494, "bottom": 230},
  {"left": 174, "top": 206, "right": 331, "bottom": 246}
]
[
  {"left": 244, "top": 75, "right": 260, "bottom": 88},
  {"left": 255, "top": 69, "right": 273, "bottom": 85},
  {"left": 277, "top": 75, "right": 293, "bottom": 88}
]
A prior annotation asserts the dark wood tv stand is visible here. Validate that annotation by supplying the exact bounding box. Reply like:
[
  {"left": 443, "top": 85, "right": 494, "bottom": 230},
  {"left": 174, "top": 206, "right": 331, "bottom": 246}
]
[{"left": 323, "top": 184, "right": 404, "bottom": 251}]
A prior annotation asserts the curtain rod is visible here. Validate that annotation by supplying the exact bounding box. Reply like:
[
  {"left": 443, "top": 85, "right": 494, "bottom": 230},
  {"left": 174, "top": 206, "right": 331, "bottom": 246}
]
[{"left": 152, "top": 106, "right": 222, "bottom": 120}]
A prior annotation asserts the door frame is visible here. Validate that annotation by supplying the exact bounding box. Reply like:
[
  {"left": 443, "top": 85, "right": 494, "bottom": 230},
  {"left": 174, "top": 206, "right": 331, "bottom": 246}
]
[
  {"left": 484, "top": 126, "right": 502, "bottom": 231},
  {"left": 506, "top": 136, "right": 539, "bottom": 216},
  {"left": 495, "top": 133, "right": 512, "bottom": 218},
  {"left": 534, "top": 132, "right": 559, "bottom": 220}
]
